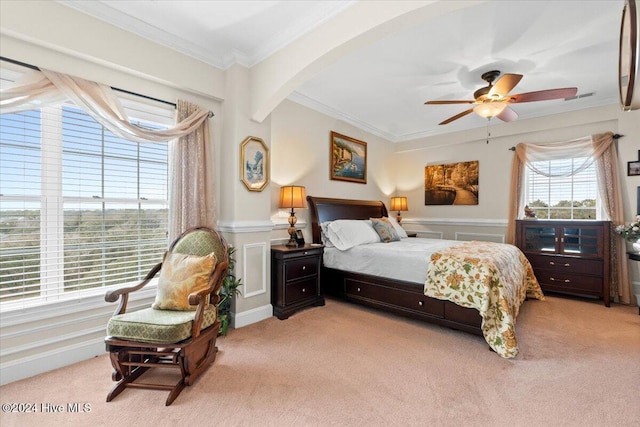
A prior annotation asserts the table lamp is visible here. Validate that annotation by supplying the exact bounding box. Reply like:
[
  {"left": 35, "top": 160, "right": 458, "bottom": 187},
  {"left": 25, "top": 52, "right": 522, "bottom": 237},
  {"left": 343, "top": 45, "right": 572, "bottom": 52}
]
[
  {"left": 279, "top": 185, "right": 307, "bottom": 246},
  {"left": 390, "top": 196, "right": 408, "bottom": 225}
]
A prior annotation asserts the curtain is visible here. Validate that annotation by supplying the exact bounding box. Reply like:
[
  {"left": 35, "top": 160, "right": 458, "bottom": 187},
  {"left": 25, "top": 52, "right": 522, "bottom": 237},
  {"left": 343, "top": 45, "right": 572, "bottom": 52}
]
[
  {"left": 168, "top": 100, "right": 215, "bottom": 241},
  {"left": 593, "top": 133, "right": 630, "bottom": 304},
  {"left": 1, "top": 69, "right": 210, "bottom": 142},
  {"left": 1, "top": 67, "right": 215, "bottom": 242},
  {"left": 507, "top": 132, "right": 630, "bottom": 303}
]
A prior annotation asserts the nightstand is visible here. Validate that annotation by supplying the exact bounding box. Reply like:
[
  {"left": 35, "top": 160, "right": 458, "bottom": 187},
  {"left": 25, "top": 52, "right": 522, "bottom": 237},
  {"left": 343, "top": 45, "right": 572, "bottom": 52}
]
[{"left": 271, "top": 244, "right": 324, "bottom": 319}]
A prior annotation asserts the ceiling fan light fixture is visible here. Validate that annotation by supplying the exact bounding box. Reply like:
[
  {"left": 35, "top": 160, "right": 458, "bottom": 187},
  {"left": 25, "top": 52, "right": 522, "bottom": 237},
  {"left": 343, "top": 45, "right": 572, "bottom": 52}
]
[{"left": 473, "top": 101, "right": 508, "bottom": 118}]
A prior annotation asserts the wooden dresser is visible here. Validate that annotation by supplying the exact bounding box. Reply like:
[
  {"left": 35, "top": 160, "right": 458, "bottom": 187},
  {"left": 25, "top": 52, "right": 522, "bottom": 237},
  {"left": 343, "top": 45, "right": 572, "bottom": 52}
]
[{"left": 515, "top": 220, "right": 611, "bottom": 307}]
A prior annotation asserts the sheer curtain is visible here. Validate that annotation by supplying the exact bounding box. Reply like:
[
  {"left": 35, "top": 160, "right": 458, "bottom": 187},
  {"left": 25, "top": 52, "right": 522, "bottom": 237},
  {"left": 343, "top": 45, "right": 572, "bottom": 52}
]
[
  {"left": 169, "top": 100, "right": 215, "bottom": 240},
  {"left": 1, "top": 69, "right": 210, "bottom": 141},
  {"left": 1, "top": 67, "right": 214, "bottom": 241},
  {"left": 507, "top": 132, "right": 630, "bottom": 303}
]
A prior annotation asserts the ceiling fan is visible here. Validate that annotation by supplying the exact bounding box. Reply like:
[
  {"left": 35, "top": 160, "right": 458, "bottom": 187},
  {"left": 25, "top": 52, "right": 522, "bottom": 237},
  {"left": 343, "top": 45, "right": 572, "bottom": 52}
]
[{"left": 424, "top": 70, "right": 578, "bottom": 125}]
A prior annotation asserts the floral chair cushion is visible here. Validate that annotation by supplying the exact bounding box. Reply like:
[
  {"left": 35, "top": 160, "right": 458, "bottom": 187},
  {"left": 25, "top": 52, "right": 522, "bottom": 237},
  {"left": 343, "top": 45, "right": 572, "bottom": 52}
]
[{"left": 152, "top": 251, "right": 217, "bottom": 311}]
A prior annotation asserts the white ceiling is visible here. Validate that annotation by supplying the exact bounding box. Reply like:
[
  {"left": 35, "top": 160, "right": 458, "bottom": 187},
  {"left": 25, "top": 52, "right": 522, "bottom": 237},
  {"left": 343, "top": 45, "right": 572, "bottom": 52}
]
[{"left": 58, "top": 0, "right": 625, "bottom": 142}]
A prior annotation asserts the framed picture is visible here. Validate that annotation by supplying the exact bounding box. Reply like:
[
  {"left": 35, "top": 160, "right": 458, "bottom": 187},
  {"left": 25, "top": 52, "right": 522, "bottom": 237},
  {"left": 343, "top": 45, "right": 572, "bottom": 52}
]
[
  {"left": 628, "top": 160, "right": 640, "bottom": 176},
  {"left": 240, "top": 136, "right": 269, "bottom": 192},
  {"left": 295, "top": 230, "right": 305, "bottom": 245},
  {"left": 330, "top": 131, "right": 367, "bottom": 184},
  {"left": 424, "top": 160, "right": 479, "bottom": 205}
]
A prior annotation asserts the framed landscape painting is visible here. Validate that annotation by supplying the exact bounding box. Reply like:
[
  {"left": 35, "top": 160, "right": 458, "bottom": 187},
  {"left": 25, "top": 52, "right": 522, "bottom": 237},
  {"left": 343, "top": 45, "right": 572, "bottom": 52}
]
[
  {"left": 330, "top": 131, "right": 367, "bottom": 184},
  {"left": 424, "top": 160, "right": 479, "bottom": 205}
]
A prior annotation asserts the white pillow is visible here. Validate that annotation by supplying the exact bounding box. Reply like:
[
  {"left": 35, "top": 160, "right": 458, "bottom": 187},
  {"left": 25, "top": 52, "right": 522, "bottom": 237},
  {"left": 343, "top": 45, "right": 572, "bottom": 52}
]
[
  {"left": 319, "top": 222, "right": 335, "bottom": 248},
  {"left": 325, "top": 219, "right": 380, "bottom": 250},
  {"left": 386, "top": 216, "right": 408, "bottom": 238}
]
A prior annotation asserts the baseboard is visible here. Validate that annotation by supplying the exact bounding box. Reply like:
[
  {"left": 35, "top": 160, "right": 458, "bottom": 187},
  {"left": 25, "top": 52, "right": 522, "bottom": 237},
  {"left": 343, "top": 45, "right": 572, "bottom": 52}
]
[
  {"left": 0, "top": 337, "right": 104, "bottom": 386},
  {"left": 232, "top": 304, "right": 273, "bottom": 329}
]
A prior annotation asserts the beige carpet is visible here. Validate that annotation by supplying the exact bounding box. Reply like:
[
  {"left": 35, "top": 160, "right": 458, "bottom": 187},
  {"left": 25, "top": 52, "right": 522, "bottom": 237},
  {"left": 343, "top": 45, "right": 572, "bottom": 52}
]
[{"left": 1, "top": 296, "right": 639, "bottom": 427}]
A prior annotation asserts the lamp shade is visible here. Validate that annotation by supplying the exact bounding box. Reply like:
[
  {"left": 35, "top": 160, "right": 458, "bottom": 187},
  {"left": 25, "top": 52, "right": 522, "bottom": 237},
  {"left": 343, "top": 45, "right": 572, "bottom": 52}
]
[
  {"left": 473, "top": 101, "right": 508, "bottom": 118},
  {"left": 279, "top": 186, "right": 308, "bottom": 209},
  {"left": 390, "top": 196, "right": 408, "bottom": 212}
]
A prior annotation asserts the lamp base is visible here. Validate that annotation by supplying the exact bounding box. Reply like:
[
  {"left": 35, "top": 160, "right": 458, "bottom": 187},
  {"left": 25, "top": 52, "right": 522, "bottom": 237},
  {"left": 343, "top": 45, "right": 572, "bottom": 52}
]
[
  {"left": 396, "top": 212, "right": 402, "bottom": 225},
  {"left": 286, "top": 236, "right": 298, "bottom": 247},
  {"left": 286, "top": 209, "right": 299, "bottom": 247}
]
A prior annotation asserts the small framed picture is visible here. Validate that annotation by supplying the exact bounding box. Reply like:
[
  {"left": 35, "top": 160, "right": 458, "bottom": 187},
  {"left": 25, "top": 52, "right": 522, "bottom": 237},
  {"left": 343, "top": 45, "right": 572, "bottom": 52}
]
[
  {"left": 240, "top": 136, "right": 269, "bottom": 191},
  {"left": 628, "top": 160, "right": 640, "bottom": 176},
  {"left": 295, "top": 230, "right": 305, "bottom": 245}
]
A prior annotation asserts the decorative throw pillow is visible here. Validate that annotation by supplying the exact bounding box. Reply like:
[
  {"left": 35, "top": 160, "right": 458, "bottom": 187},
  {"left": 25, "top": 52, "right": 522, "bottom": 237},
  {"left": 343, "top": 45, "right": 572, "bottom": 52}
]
[
  {"left": 370, "top": 217, "right": 400, "bottom": 243},
  {"left": 152, "top": 251, "right": 217, "bottom": 311},
  {"left": 386, "top": 216, "right": 408, "bottom": 238}
]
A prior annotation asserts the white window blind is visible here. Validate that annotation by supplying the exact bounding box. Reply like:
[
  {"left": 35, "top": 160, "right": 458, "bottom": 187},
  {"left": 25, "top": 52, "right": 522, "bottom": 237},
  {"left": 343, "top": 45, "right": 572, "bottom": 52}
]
[
  {"left": 1, "top": 98, "right": 171, "bottom": 308},
  {"left": 525, "top": 158, "right": 598, "bottom": 220}
]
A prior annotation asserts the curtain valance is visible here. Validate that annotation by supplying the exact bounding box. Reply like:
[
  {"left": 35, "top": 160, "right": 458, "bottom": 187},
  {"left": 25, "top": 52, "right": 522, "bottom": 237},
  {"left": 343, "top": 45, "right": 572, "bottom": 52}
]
[
  {"left": 1, "top": 68, "right": 209, "bottom": 143},
  {"left": 513, "top": 134, "right": 614, "bottom": 177}
]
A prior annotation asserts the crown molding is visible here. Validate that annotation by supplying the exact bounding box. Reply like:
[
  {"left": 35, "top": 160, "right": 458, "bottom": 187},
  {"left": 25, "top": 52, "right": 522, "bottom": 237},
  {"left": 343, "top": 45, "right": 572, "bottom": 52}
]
[
  {"left": 287, "top": 91, "right": 396, "bottom": 142},
  {"left": 248, "top": 1, "right": 355, "bottom": 67},
  {"left": 56, "top": 0, "right": 227, "bottom": 69},
  {"left": 56, "top": 1, "right": 355, "bottom": 71}
]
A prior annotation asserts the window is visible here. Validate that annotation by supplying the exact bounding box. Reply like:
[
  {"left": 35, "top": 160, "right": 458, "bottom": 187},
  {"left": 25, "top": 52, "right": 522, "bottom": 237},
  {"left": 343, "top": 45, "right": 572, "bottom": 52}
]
[
  {"left": 525, "top": 158, "right": 598, "bottom": 220},
  {"left": 1, "top": 99, "right": 171, "bottom": 308}
]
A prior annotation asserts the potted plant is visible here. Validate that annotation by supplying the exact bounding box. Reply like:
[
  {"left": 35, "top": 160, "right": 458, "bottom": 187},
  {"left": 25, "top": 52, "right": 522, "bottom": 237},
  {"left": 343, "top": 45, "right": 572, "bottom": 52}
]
[{"left": 218, "top": 246, "right": 241, "bottom": 336}]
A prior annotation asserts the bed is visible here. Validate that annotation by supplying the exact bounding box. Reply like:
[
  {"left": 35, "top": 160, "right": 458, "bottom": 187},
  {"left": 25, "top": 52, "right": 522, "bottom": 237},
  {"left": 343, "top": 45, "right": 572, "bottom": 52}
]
[{"left": 307, "top": 196, "right": 544, "bottom": 358}]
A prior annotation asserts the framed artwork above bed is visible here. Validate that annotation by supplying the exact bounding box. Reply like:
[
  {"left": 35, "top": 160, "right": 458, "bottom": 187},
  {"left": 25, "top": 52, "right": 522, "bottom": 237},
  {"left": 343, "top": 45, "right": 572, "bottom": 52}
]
[
  {"left": 330, "top": 131, "right": 367, "bottom": 184},
  {"left": 424, "top": 160, "right": 479, "bottom": 205}
]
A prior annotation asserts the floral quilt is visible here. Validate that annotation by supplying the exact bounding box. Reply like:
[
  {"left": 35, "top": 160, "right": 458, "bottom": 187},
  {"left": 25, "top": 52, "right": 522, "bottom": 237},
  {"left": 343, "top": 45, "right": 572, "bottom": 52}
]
[{"left": 424, "top": 241, "right": 544, "bottom": 358}]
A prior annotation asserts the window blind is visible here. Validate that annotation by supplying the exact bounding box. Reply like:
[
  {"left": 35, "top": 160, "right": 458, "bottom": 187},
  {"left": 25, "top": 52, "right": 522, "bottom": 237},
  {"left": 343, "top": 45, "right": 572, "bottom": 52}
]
[
  {"left": 1, "top": 100, "right": 171, "bottom": 308},
  {"left": 526, "top": 158, "right": 598, "bottom": 220}
]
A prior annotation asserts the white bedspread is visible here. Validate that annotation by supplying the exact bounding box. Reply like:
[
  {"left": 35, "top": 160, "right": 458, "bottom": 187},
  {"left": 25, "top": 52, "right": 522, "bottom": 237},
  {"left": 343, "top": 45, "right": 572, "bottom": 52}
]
[{"left": 322, "top": 237, "right": 459, "bottom": 284}]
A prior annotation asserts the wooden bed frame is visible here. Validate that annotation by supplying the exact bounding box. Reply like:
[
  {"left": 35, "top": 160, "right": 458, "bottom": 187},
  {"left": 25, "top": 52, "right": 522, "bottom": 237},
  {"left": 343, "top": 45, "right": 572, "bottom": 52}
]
[{"left": 307, "top": 196, "right": 482, "bottom": 336}]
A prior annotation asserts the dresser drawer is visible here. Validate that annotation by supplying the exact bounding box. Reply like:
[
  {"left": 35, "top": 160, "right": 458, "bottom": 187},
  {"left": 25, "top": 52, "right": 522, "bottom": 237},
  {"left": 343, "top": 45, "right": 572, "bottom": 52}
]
[
  {"left": 527, "top": 254, "right": 603, "bottom": 277},
  {"left": 535, "top": 269, "right": 603, "bottom": 294},
  {"left": 345, "top": 279, "right": 444, "bottom": 318},
  {"left": 285, "top": 277, "right": 318, "bottom": 304},
  {"left": 285, "top": 257, "right": 319, "bottom": 282}
]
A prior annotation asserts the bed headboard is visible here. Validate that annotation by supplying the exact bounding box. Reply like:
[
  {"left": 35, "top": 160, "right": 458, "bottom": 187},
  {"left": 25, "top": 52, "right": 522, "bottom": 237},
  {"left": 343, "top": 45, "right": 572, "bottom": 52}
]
[{"left": 307, "top": 196, "right": 388, "bottom": 244}]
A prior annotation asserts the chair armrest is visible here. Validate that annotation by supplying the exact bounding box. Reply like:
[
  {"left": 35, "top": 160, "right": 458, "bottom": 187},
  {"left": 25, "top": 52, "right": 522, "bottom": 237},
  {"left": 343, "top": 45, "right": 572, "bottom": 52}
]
[
  {"left": 190, "top": 259, "right": 229, "bottom": 338},
  {"left": 105, "top": 262, "right": 162, "bottom": 315}
]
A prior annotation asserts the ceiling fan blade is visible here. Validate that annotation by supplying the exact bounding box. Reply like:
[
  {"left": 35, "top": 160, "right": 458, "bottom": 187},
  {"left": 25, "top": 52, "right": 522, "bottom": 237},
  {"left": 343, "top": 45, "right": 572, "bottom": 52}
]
[
  {"left": 425, "top": 100, "right": 475, "bottom": 105},
  {"left": 496, "top": 106, "right": 518, "bottom": 122},
  {"left": 439, "top": 108, "right": 474, "bottom": 125},
  {"left": 488, "top": 73, "right": 523, "bottom": 97},
  {"left": 509, "top": 87, "right": 578, "bottom": 103}
]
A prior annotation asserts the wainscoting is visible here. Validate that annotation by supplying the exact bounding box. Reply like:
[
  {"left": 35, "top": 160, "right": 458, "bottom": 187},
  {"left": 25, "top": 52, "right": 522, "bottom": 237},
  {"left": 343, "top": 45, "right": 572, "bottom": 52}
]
[{"left": 403, "top": 217, "right": 507, "bottom": 243}]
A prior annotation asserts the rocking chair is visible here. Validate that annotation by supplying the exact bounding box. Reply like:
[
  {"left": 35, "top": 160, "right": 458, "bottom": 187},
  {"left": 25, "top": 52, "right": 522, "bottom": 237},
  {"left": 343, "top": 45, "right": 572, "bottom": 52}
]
[{"left": 104, "top": 226, "right": 229, "bottom": 405}]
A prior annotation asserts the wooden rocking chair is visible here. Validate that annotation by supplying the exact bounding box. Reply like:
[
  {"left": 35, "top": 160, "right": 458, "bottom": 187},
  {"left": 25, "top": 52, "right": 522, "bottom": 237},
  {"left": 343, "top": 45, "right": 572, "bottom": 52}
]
[{"left": 104, "top": 227, "right": 229, "bottom": 405}]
